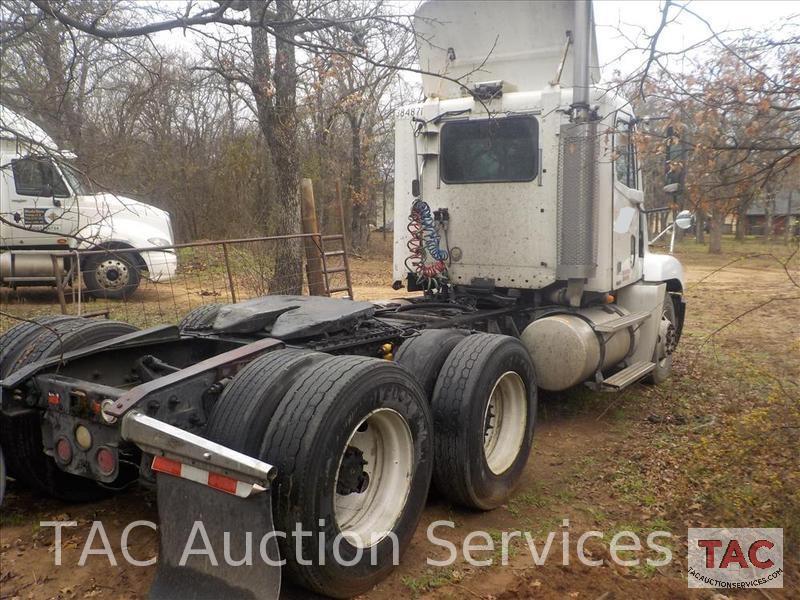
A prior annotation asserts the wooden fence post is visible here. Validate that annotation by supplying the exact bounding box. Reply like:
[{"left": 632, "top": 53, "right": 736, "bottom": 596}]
[{"left": 300, "top": 179, "right": 326, "bottom": 296}]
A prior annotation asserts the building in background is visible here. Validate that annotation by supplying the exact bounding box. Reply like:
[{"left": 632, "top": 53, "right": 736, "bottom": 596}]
[{"left": 746, "top": 190, "right": 799, "bottom": 237}]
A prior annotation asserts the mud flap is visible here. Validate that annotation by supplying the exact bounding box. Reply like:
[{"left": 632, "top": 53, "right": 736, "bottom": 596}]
[{"left": 151, "top": 474, "right": 281, "bottom": 600}]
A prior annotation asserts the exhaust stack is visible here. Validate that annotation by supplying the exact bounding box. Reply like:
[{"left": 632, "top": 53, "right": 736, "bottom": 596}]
[
  {"left": 556, "top": 0, "right": 598, "bottom": 303},
  {"left": 572, "top": 0, "right": 592, "bottom": 121}
]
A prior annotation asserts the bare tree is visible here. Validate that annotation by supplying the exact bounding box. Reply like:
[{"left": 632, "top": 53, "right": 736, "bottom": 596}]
[{"left": 620, "top": 2, "right": 800, "bottom": 252}]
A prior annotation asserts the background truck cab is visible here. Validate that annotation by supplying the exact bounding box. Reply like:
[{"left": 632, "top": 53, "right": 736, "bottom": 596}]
[{"left": 0, "top": 105, "right": 176, "bottom": 299}]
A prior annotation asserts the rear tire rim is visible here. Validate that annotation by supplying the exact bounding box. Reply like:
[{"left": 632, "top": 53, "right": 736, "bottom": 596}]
[
  {"left": 334, "top": 408, "right": 414, "bottom": 549},
  {"left": 483, "top": 371, "right": 527, "bottom": 475},
  {"left": 95, "top": 259, "right": 129, "bottom": 290}
]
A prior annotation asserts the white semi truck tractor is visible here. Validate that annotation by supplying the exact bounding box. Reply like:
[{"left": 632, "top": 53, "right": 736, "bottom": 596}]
[
  {"left": 0, "top": 2, "right": 687, "bottom": 599},
  {"left": 0, "top": 106, "right": 176, "bottom": 299}
]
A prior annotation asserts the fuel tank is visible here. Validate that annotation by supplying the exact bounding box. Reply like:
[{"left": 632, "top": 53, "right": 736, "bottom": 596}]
[
  {"left": 521, "top": 305, "right": 638, "bottom": 391},
  {"left": 0, "top": 252, "right": 67, "bottom": 285}
]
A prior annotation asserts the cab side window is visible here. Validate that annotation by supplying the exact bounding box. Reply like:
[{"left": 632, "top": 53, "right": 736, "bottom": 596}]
[
  {"left": 12, "top": 157, "right": 70, "bottom": 197},
  {"left": 614, "top": 117, "right": 638, "bottom": 189}
]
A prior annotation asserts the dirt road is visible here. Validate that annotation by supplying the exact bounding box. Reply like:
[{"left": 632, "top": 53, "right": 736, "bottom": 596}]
[{"left": 1, "top": 239, "right": 797, "bottom": 599}]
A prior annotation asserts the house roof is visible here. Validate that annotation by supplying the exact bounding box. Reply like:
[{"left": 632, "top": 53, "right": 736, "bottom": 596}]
[{"left": 747, "top": 191, "right": 800, "bottom": 216}]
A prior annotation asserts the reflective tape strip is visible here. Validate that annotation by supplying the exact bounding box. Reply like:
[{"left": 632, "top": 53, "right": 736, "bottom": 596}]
[
  {"left": 152, "top": 456, "right": 181, "bottom": 476},
  {"left": 151, "top": 456, "right": 264, "bottom": 498}
]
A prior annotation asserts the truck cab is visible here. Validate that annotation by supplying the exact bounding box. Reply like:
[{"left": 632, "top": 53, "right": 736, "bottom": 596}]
[
  {"left": 0, "top": 105, "right": 176, "bottom": 298},
  {"left": 393, "top": 0, "right": 686, "bottom": 390}
]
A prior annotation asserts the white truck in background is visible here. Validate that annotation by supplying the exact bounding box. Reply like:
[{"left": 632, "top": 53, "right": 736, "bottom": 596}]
[{"left": 0, "top": 106, "right": 176, "bottom": 299}]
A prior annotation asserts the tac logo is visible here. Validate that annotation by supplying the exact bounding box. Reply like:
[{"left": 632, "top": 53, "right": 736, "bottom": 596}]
[{"left": 688, "top": 528, "right": 783, "bottom": 589}]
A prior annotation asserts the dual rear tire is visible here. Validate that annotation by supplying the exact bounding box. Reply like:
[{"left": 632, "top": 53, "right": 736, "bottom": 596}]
[
  {"left": 396, "top": 330, "right": 537, "bottom": 509},
  {"left": 430, "top": 333, "right": 537, "bottom": 510},
  {"left": 205, "top": 332, "right": 536, "bottom": 597},
  {"left": 206, "top": 351, "right": 433, "bottom": 598}
]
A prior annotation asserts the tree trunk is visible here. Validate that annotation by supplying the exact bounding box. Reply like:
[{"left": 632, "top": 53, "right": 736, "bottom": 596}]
[
  {"left": 695, "top": 210, "right": 705, "bottom": 244},
  {"left": 269, "top": 16, "right": 302, "bottom": 293},
  {"left": 785, "top": 194, "right": 794, "bottom": 244},
  {"left": 348, "top": 113, "right": 370, "bottom": 252},
  {"left": 765, "top": 197, "right": 774, "bottom": 243},
  {"left": 250, "top": 3, "right": 275, "bottom": 228},
  {"left": 709, "top": 207, "right": 724, "bottom": 254},
  {"left": 735, "top": 197, "right": 749, "bottom": 241},
  {"left": 250, "top": 0, "right": 303, "bottom": 294},
  {"left": 39, "top": 19, "right": 84, "bottom": 152}
]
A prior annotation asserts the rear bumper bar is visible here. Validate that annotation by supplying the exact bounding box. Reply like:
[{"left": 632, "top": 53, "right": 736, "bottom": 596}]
[{"left": 120, "top": 411, "right": 274, "bottom": 490}]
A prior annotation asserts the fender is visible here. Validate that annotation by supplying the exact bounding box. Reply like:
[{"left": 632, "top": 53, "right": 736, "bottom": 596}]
[
  {"left": 643, "top": 252, "right": 685, "bottom": 291},
  {"left": 642, "top": 251, "right": 686, "bottom": 341}
]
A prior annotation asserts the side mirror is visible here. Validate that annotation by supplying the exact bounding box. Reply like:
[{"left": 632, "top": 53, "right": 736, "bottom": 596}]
[
  {"left": 674, "top": 210, "right": 693, "bottom": 230},
  {"left": 411, "top": 179, "right": 420, "bottom": 198}
]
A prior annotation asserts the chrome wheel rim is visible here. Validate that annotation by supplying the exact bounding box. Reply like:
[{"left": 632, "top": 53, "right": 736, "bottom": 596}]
[{"left": 94, "top": 258, "right": 130, "bottom": 290}]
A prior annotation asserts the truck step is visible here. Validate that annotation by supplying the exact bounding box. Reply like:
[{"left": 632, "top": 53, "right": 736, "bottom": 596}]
[
  {"left": 594, "top": 311, "right": 650, "bottom": 333},
  {"left": 600, "top": 361, "right": 656, "bottom": 391}
]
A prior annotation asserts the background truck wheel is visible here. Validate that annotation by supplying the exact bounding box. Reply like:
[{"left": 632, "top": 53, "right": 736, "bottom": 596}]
[
  {"left": 178, "top": 303, "right": 223, "bottom": 332},
  {"left": 647, "top": 292, "right": 678, "bottom": 385},
  {"left": 0, "top": 318, "right": 138, "bottom": 502},
  {"left": 431, "top": 333, "right": 537, "bottom": 510},
  {"left": 261, "top": 355, "right": 433, "bottom": 598},
  {"left": 394, "top": 328, "right": 468, "bottom": 398},
  {"left": 0, "top": 315, "right": 81, "bottom": 480},
  {"left": 204, "top": 348, "right": 327, "bottom": 455},
  {"left": 83, "top": 251, "right": 141, "bottom": 299},
  {"left": 0, "top": 315, "right": 80, "bottom": 378}
]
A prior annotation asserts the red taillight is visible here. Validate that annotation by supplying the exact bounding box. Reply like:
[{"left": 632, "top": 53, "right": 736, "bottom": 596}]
[
  {"left": 55, "top": 438, "right": 72, "bottom": 464},
  {"left": 96, "top": 447, "right": 116, "bottom": 476}
]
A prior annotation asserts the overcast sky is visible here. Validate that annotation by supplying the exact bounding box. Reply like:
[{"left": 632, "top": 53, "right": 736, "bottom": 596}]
[
  {"left": 154, "top": 1, "right": 798, "bottom": 82},
  {"left": 594, "top": 1, "right": 798, "bottom": 76}
]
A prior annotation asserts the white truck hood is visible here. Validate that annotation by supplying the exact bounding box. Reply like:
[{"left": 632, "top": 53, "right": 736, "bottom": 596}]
[{"left": 76, "top": 193, "right": 173, "bottom": 249}]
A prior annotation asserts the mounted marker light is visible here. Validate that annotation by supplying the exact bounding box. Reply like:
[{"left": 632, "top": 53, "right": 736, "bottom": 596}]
[
  {"left": 95, "top": 447, "right": 116, "bottom": 476},
  {"left": 55, "top": 438, "right": 72, "bottom": 464},
  {"left": 75, "top": 425, "right": 92, "bottom": 450}
]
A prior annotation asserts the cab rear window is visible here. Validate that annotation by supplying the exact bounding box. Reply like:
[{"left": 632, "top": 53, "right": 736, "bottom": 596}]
[{"left": 440, "top": 116, "right": 538, "bottom": 184}]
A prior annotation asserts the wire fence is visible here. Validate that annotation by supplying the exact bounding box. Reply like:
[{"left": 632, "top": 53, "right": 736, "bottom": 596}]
[{"left": 0, "top": 233, "right": 352, "bottom": 332}]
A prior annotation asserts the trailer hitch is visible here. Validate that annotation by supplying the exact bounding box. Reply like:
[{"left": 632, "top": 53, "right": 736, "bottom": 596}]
[{"left": 121, "top": 412, "right": 282, "bottom": 600}]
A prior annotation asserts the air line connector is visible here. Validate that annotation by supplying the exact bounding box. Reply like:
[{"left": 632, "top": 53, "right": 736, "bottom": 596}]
[{"left": 433, "top": 208, "right": 449, "bottom": 227}]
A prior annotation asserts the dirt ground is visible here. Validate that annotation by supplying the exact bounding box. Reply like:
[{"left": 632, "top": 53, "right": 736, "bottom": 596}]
[{"left": 1, "top": 236, "right": 798, "bottom": 599}]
